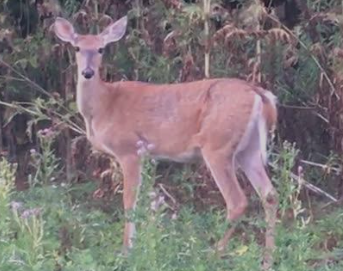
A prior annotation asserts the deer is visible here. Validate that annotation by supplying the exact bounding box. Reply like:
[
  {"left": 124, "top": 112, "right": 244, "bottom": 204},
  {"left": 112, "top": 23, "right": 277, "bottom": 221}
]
[{"left": 54, "top": 15, "right": 279, "bottom": 269}]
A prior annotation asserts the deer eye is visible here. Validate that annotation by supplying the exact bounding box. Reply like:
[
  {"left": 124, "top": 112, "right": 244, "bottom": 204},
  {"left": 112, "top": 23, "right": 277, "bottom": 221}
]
[
  {"left": 74, "top": 46, "right": 80, "bottom": 52},
  {"left": 98, "top": 48, "right": 104, "bottom": 54}
]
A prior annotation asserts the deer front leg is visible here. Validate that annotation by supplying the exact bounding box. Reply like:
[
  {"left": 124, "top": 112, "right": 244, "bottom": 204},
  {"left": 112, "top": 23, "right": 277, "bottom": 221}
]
[{"left": 119, "top": 155, "right": 142, "bottom": 253}]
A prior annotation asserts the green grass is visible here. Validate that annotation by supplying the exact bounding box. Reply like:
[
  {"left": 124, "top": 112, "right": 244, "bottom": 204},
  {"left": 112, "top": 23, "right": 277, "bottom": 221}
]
[{"left": 1, "top": 155, "right": 343, "bottom": 271}]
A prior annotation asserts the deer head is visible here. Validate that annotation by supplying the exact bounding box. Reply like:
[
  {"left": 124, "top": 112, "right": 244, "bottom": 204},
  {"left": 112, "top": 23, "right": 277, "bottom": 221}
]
[{"left": 54, "top": 16, "right": 128, "bottom": 80}]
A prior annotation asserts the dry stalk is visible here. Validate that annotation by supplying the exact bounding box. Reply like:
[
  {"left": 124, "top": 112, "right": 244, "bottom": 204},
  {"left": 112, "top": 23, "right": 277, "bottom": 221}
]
[
  {"left": 0, "top": 107, "right": 2, "bottom": 155},
  {"left": 300, "top": 159, "right": 341, "bottom": 175},
  {"left": 254, "top": 0, "right": 262, "bottom": 84},
  {"left": 203, "top": 0, "right": 211, "bottom": 78},
  {"left": 265, "top": 12, "right": 338, "bottom": 99},
  {"left": 93, "top": 0, "right": 100, "bottom": 33},
  {"left": 268, "top": 162, "right": 338, "bottom": 203},
  {"left": 158, "top": 183, "right": 177, "bottom": 206}
]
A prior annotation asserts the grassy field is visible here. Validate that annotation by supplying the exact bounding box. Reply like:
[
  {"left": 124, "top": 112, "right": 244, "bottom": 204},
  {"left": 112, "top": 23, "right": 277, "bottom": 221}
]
[{"left": 1, "top": 144, "right": 343, "bottom": 271}]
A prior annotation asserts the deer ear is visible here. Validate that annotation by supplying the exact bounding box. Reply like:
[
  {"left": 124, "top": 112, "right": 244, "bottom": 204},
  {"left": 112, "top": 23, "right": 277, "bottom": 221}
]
[
  {"left": 54, "top": 17, "right": 77, "bottom": 45},
  {"left": 100, "top": 16, "right": 128, "bottom": 45}
]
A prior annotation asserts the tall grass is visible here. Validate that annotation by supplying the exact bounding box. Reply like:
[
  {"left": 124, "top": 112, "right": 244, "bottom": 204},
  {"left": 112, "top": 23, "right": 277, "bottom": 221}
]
[{"left": 1, "top": 141, "right": 343, "bottom": 271}]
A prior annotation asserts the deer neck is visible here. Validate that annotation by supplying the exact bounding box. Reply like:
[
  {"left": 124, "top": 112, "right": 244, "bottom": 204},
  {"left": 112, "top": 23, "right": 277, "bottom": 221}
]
[
  {"left": 76, "top": 74, "right": 110, "bottom": 141},
  {"left": 76, "top": 74, "right": 105, "bottom": 120}
]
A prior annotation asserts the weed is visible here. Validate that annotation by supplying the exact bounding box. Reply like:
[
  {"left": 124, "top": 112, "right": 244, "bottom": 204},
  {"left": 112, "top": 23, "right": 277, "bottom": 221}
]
[{"left": 29, "top": 128, "right": 61, "bottom": 187}]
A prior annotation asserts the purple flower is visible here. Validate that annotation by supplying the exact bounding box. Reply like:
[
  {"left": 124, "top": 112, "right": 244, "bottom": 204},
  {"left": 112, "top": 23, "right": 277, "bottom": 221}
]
[
  {"left": 136, "top": 140, "right": 144, "bottom": 148},
  {"left": 37, "top": 127, "right": 55, "bottom": 138},
  {"left": 10, "top": 201, "right": 23, "bottom": 212},
  {"left": 136, "top": 140, "right": 155, "bottom": 157},
  {"left": 147, "top": 144, "right": 155, "bottom": 151},
  {"left": 20, "top": 208, "right": 42, "bottom": 219}
]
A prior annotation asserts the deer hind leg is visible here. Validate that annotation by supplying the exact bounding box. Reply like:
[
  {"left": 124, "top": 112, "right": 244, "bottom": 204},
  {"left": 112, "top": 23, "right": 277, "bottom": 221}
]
[
  {"left": 237, "top": 145, "right": 278, "bottom": 269},
  {"left": 118, "top": 155, "right": 142, "bottom": 254},
  {"left": 202, "top": 149, "right": 248, "bottom": 252}
]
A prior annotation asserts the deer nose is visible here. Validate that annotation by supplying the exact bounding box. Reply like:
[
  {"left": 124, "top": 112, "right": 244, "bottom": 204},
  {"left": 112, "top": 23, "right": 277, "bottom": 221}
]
[{"left": 82, "top": 68, "right": 95, "bottom": 79}]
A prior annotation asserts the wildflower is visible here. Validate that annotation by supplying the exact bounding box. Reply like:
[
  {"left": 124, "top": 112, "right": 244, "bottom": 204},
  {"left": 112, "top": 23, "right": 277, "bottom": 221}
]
[
  {"left": 150, "top": 195, "right": 165, "bottom": 211},
  {"left": 10, "top": 201, "right": 23, "bottom": 212},
  {"left": 29, "top": 149, "right": 36, "bottom": 155},
  {"left": 136, "top": 140, "right": 144, "bottom": 148},
  {"left": 43, "top": 128, "right": 51, "bottom": 135},
  {"left": 147, "top": 143, "right": 155, "bottom": 151},
  {"left": 151, "top": 159, "right": 157, "bottom": 165},
  {"left": 20, "top": 208, "right": 42, "bottom": 219},
  {"left": 136, "top": 140, "right": 155, "bottom": 158},
  {"left": 37, "top": 129, "right": 44, "bottom": 137},
  {"left": 37, "top": 127, "right": 55, "bottom": 138}
]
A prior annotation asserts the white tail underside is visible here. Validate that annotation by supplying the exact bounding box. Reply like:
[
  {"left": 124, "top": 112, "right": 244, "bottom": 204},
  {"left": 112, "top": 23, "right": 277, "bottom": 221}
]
[{"left": 236, "top": 92, "right": 277, "bottom": 165}]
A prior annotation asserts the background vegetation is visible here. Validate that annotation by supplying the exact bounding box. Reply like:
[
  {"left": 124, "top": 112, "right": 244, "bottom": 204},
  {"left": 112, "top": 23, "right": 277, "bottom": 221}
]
[{"left": 0, "top": 0, "right": 343, "bottom": 270}]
